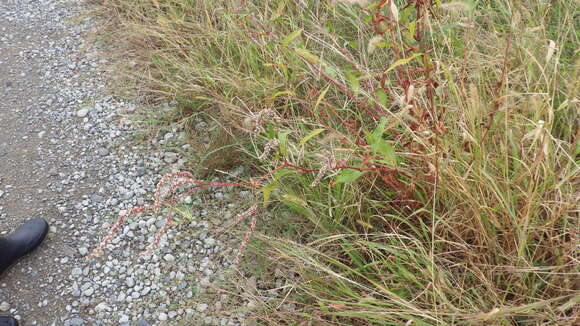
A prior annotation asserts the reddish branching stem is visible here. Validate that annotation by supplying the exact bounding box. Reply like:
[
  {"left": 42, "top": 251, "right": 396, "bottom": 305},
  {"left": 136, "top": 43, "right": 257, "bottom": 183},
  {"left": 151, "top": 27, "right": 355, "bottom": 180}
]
[{"left": 89, "top": 171, "right": 258, "bottom": 259}]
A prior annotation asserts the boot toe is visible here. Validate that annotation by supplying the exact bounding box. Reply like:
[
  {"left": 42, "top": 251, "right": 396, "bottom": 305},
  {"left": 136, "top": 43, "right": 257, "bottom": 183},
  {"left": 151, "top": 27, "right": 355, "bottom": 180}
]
[{"left": 6, "top": 218, "right": 49, "bottom": 256}]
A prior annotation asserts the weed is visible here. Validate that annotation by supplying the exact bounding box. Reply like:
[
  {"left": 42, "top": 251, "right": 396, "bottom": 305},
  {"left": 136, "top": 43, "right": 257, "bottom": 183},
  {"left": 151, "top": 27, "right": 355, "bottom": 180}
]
[{"left": 91, "top": 0, "right": 579, "bottom": 324}]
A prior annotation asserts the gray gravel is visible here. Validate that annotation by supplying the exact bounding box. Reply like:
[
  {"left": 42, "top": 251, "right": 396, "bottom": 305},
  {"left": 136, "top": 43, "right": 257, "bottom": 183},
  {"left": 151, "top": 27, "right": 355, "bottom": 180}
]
[{"left": 0, "top": 0, "right": 256, "bottom": 325}]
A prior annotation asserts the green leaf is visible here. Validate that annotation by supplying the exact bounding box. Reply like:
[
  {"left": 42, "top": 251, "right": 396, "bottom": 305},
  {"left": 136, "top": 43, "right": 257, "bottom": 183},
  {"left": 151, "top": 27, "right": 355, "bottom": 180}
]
[
  {"left": 323, "top": 65, "right": 339, "bottom": 79},
  {"left": 345, "top": 71, "right": 361, "bottom": 94},
  {"left": 385, "top": 53, "right": 423, "bottom": 73},
  {"left": 295, "top": 48, "right": 320, "bottom": 64},
  {"left": 375, "top": 89, "right": 389, "bottom": 108},
  {"left": 299, "top": 128, "right": 325, "bottom": 146},
  {"left": 409, "top": 21, "right": 417, "bottom": 39},
  {"left": 373, "top": 139, "right": 397, "bottom": 166},
  {"left": 372, "top": 139, "right": 397, "bottom": 166},
  {"left": 271, "top": 90, "right": 294, "bottom": 98},
  {"left": 363, "top": 14, "right": 373, "bottom": 24},
  {"left": 262, "top": 181, "right": 277, "bottom": 207},
  {"left": 281, "top": 193, "right": 312, "bottom": 218},
  {"left": 363, "top": 130, "right": 373, "bottom": 144},
  {"left": 368, "top": 118, "right": 397, "bottom": 166},
  {"left": 273, "top": 168, "right": 295, "bottom": 180},
  {"left": 267, "top": 123, "right": 275, "bottom": 139},
  {"left": 313, "top": 84, "right": 330, "bottom": 113},
  {"left": 376, "top": 42, "right": 392, "bottom": 48},
  {"left": 336, "top": 169, "right": 364, "bottom": 183},
  {"left": 278, "top": 130, "right": 293, "bottom": 156},
  {"left": 281, "top": 29, "right": 302, "bottom": 47},
  {"left": 372, "top": 117, "right": 388, "bottom": 142}
]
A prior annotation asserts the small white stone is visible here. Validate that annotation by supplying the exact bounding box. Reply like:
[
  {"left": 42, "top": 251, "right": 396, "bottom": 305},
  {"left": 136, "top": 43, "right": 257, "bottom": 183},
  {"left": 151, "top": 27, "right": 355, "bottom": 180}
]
[
  {"left": 0, "top": 302, "right": 10, "bottom": 312},
  {"left": 95, "top": 302, "right": 109, "bottom": 312},
  {"left": 158, "top": 312, "right": 168, "bottom": 321},
  {"left": 163, "top": 152, "right": 178, "bottom": 164},
  {"left": 141, "top": 287, "right": 151, "bottom": 296},
  {"left": 76, "top": 108, "right": 89, "bottom": 118},
  {"left": 119, "top": 314, "right": 130, "bottom": 323},
  {"left": 196, "top": 303, "right": 208, "bottom": 312},
  {"left": 82, "top": 287, "right": 94, "bottom": 297},
  {"left": 163, "top": 254, "right": 175, "bottom": 262}
]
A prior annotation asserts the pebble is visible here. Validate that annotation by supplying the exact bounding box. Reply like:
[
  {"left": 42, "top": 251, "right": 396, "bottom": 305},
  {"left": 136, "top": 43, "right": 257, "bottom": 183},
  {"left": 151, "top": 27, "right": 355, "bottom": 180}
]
[
  {"left": 76, "top": 108, "right": 89, "bottom": 118},
  {"left": 163, "top": 152, "right": 178, "bottom": 163},
  {"left": 0, "top": 302, "right": 10, "bottom": 312},
  {"left": 119, "top": 315, "right": 130, "bottom": 323},
  {"left": 197, "top": 303, "right": 209, "bottom": 312},
  {"left": 64, "top": 318, "right": 85, "bottom": 326}
]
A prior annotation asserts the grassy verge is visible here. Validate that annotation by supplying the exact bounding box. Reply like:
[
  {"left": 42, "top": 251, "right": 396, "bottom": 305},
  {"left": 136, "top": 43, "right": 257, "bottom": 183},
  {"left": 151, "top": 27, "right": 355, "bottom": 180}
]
[{"left": 92, "top": 0, "right": 578, "bottom": 324}]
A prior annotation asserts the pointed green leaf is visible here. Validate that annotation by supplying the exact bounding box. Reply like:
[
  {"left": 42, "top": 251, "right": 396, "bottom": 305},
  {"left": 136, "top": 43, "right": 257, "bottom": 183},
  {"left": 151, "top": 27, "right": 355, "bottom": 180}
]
[
  {"left": 281, "top": 193, "right": 312, "bottom": 218},
  {"left": 314, "top": 85, "right": 330, "bottom": 113},
  {"left": 281, "top": 29, "right": 302, "bottom": 47},
  {"left": 278, "top": 130, "right": 293, "bottom": 156},
  {"left": 385, "top": 53, "right": 423, "bottom": 73},
  {"left": 375, "top": 89, "right": 389, "bottom": 108},
  {"left": 409, "top": 21, "right": 417, "bottom": 39},
  {"left": 299, "top": 128, "right": 325, "bottom": 146},
  {"left": 363, "top": 130, "right": 375, "bottom": 151},
  {"left": 323, "top": 65, "right": 339, "bottom": 78},
  {"left": 336, "top": 169, "right": 364, "bottom": 183},
  {"left": 271, "top": 90, "right": 294, "bottom": 98},
  {"left": 273, "top": 168, "right": 295, "bottom": 180},
  {"left": 345, "top": 71, "right": 361, "bottom": 94},
  {"left": 262, "top": 181, "right": 277, "bottom": 207},
  {"left": 376, "top": 42, "right": 392, "bottom": 48},
  {"left": 372, "top": 139, "right": 397, "bottom": 166},
  {"left": 295, "top": 48, "right": 320, "bottom": 64},
  {"left": 372, "top": 117, "right": 388, "bottom": 142}
]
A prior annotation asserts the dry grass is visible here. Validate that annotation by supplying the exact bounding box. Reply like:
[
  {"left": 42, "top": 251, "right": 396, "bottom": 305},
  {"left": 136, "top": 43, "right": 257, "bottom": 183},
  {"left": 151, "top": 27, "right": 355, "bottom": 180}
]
[{"left": 91, "top": 0, "right": 579, "bottom": 325}]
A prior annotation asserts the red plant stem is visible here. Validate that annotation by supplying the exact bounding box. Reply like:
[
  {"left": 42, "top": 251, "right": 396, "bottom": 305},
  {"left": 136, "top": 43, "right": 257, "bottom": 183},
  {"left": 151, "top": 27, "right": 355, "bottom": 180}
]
[{"left": 89, "top": 177, "right": 259, "bottom": 258}]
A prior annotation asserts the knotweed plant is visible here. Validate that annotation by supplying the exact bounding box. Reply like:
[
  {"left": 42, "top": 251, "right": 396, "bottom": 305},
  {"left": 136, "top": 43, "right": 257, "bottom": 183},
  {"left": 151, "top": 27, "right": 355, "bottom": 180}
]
[{"left": 89, "top": 172, "right": 261, "bottom": 260}]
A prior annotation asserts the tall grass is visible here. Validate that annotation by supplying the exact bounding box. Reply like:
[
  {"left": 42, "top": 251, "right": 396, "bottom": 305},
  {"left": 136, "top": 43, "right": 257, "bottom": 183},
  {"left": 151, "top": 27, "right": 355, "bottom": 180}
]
[{"left": 93, "top": 0, "right": 578, "bottom": 324}]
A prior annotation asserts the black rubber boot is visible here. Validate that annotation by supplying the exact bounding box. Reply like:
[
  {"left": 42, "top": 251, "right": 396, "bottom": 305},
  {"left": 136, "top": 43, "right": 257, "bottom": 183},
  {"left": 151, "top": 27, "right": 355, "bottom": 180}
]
[
  {"left": 0, "top": 316, "right": 19, "bottom": 326},
  {"left": 0, "top": 218, "right": 49, "bottom": 275}
]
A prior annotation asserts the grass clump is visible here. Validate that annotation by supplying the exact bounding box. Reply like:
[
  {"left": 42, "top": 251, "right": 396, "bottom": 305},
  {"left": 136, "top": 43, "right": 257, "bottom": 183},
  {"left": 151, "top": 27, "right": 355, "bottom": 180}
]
[{"left": 93, "top": 0, "right": 578, "bottom": 324}]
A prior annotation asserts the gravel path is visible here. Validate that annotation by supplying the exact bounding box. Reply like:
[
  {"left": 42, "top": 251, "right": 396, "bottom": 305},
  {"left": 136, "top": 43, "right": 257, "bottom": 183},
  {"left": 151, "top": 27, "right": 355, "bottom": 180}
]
[{"left": 0, "top": 1, "right": 252, "bottom": 325}]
